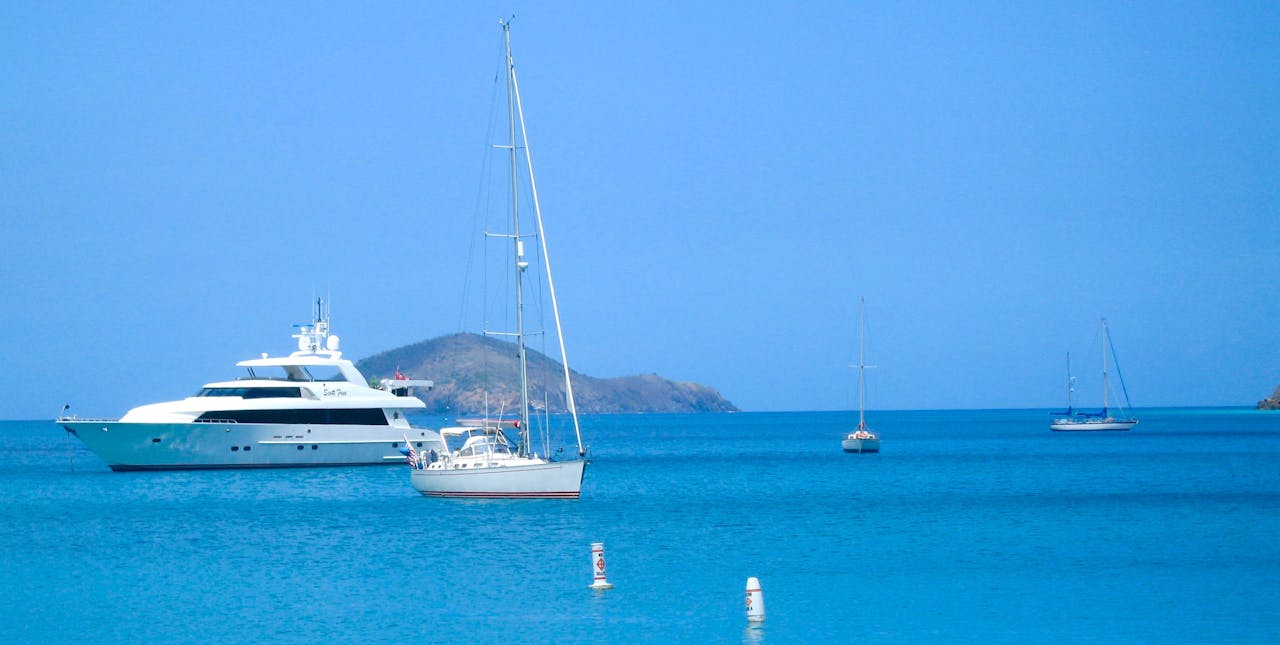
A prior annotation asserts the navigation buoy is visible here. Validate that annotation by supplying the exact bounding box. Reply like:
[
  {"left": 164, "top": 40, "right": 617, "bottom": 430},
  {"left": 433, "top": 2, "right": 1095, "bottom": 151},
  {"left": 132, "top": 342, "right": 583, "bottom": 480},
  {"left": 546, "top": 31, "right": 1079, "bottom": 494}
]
[
  {"left": 589, "top": 542, "right": 613, "bottom": 589},
  {"left": 745, "top": 576, "right": 765, "bottom": 622}
]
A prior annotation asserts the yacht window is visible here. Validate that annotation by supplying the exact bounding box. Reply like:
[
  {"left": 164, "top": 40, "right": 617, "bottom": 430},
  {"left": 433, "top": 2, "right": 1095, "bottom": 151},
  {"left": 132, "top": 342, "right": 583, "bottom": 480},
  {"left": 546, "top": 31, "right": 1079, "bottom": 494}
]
[
  {"left": 242, "top": 365, "right": 314, "bottom": 382},
  {"left": 303, "top": 366, "right": 346, "bottom": 382},
  {"left": 193, "top": 408, "right": 390, "bottom": 425},
  {"left": 197, "top": 387, "right": 303, "bottom": 399}
]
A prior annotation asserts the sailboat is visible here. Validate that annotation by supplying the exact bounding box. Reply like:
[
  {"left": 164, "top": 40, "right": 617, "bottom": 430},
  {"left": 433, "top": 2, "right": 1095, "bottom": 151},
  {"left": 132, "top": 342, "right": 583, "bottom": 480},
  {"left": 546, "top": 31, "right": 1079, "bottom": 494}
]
[
  {"left": 842, "top": 298, "right": 881, "bottom": 453},
  {"left": 409, "top": 21, "right": 587, "bottom": 498},
  {"left": 1050, "top": 318, "right": 1138, "bottom": 431}
]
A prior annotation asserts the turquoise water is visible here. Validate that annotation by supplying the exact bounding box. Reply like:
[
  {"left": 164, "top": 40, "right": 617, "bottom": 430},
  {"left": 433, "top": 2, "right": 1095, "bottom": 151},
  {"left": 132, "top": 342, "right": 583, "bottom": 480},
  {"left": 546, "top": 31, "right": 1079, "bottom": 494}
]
[{"left": 2, "top": 409, "right": 1278, "bottom": 643}]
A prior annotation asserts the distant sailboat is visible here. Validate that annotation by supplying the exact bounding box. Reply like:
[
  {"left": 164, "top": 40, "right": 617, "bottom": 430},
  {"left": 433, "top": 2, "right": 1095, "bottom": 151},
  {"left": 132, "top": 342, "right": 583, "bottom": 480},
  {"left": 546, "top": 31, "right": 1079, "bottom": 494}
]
[
  {"left": 1050, "top": 318, "right": 1138, "bottom": 432},
  {"left": 842, "top": 298, "right": 881, "bottom": 453},
  {"left": 408, "top": 21, "right": 586, "bottom": 498}
]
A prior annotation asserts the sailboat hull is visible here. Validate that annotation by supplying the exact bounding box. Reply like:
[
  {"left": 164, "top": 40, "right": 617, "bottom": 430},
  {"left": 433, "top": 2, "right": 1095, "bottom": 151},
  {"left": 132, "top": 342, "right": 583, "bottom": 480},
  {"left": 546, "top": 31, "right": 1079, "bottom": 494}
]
[
  {"left": 410, "top": 459, "right": 585, "bottom": 498},
  {"left": 842, "top": 437, "right": 881, "bottom": 453},
  {"left": 1050, "top": 419, "right": 1137, "bottom": 432}
]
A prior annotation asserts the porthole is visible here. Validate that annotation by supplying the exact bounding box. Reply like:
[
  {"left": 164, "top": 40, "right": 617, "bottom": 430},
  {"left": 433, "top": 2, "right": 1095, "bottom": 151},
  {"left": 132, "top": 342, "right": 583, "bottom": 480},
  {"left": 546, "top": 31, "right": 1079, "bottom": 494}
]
[
  {"left": 244, "top": 446, "right": 251, "bottom": 451},
  {"left": 151, "top": 438, "right": 161, "bottom": 443},
  {"left": 231, "top": 446, "right": 239, "bottom": 452},
  {"left": 297, "top": 445, "right": 304, "bottom": 451},
  {"left": 311, "top": 445, "right": 318, "bottom": 450}
]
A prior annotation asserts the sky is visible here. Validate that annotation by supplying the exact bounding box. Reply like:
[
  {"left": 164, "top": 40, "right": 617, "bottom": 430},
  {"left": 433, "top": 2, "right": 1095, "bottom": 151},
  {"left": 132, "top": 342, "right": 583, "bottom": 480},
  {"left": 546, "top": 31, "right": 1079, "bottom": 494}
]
[{"left": 2, "top": 2, "right": 1277, "bottom": 419}]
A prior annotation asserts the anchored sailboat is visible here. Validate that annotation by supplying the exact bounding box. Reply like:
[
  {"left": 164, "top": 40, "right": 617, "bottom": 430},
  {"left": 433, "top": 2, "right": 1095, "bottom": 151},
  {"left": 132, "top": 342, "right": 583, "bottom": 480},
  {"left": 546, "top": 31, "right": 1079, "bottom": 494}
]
[
  {"left": 1050, "top": 318, "right": 1138, "bottom": 432},
  {"left": 842, "top": 297, "right": 881, "bottom": 453},
  {"left": 409, "top": 21, "right": 587, "bottom": 498}
]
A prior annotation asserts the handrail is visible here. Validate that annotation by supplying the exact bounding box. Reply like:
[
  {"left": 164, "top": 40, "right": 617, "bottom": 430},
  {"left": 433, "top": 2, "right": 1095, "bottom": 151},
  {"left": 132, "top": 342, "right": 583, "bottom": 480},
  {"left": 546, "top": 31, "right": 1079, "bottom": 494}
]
[{"left": 57, "top": 416, "right": 240, "bottom": 424}]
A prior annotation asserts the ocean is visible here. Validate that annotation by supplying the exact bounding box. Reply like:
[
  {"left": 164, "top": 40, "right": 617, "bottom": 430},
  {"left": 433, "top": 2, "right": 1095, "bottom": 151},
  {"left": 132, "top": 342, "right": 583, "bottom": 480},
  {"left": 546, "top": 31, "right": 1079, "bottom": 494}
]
[{"left": 2, "top": 408, "right": 1277, "bottom": 643}]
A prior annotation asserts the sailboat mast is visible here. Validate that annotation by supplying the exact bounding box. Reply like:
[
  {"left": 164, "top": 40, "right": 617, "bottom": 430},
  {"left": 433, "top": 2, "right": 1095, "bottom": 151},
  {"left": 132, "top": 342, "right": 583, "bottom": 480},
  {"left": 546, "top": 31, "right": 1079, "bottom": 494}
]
[
  {"left": 502, "top": 21, "right": 531, "bottom": 450},
  {"left": 1100, "top": 318, "right": 1110, "bottom": 415},
  {"left": 1100, "top": 316, "right": 1111, "bottom": 414},
  {"left": 858, "top": 297, "right": 866, "bottom": 429},
  {"left": 1065, "top": 351, "right": 1074, "bottom": 412},
  {"left": 506, "top": 23, "right": 585, "bottom": 456}
]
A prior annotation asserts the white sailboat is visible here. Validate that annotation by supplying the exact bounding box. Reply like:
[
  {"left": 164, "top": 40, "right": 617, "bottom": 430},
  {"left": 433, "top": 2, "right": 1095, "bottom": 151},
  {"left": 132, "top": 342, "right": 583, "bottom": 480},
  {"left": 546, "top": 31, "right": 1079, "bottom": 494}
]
[
  {"left": 1050, "top": 318, "right": 1138, "bottom": 431},
  {"left": 842, "top": 297, "right": 881, "bottom": 453},
  {"left": 409, "top": 21, "right": 586, "bottom": 498}
]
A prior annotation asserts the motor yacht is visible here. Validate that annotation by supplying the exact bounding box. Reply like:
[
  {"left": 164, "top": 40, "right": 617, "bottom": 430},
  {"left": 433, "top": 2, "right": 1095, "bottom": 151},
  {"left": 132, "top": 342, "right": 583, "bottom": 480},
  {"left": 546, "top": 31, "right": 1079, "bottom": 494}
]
[{"left": 59, "top": 300, "right": 440, "bottom": 470}]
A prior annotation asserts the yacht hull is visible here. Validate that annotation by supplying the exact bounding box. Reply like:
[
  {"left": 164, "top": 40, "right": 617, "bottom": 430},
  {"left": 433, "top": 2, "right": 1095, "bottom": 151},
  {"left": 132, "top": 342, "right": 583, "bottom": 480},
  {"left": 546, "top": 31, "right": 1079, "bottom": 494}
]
[
  {"left": 842, "top": 437, "right": 881, "bottom": 453},
  {"left": 61, "top": 421, "right": 437, "bottom": 470},
  {"left": 410, "top": 459, "right": 585, "bottom": 498},
  {"left": 1050, "top": 420, "right": 1137, "bottom": 432}
]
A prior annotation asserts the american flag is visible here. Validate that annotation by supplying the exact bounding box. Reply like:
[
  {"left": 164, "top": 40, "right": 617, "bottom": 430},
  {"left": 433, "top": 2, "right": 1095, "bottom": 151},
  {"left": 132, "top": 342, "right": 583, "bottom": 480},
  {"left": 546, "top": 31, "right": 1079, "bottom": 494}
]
[{"left": 403, "top": 435, "right": 418, "bottom": 467}]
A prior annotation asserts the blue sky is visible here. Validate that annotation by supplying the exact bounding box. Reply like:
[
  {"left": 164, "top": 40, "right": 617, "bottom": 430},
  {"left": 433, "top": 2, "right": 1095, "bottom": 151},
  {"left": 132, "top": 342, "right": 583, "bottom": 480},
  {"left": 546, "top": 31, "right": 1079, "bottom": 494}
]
[{"left": 2, "top": 2, "right": 1277, "bottom": 419}]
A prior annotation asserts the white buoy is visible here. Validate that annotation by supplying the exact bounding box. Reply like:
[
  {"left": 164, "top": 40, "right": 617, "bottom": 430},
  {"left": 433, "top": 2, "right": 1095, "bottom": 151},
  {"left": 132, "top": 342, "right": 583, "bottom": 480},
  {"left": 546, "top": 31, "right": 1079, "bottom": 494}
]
[
  {"left": 745, "top": 576, "right": 765, "bottom": 622},
  {"left": 589, "top": 542, "right": 613, "bottom": 589}
]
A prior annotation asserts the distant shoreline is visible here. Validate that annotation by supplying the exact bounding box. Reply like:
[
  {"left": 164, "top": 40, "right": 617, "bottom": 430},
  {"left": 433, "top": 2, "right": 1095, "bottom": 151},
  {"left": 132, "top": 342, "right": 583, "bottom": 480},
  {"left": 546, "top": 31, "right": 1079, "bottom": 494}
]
[{"left": 13, "top": 404, "right": 1268, "bottom": 423}]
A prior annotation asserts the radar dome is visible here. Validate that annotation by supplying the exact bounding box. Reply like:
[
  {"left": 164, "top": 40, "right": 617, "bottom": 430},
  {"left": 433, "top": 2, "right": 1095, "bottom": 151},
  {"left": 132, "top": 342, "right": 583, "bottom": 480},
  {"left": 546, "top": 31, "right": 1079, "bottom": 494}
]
[{"left": 326, "top": 335, "right": 341, "bottom": 351}]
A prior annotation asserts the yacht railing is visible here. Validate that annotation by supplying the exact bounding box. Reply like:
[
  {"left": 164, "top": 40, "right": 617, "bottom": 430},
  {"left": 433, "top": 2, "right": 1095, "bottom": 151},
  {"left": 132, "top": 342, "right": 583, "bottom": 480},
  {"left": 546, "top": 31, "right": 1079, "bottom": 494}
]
[{"left": 57, "top": 416, "right": 241, "bottom": 424}]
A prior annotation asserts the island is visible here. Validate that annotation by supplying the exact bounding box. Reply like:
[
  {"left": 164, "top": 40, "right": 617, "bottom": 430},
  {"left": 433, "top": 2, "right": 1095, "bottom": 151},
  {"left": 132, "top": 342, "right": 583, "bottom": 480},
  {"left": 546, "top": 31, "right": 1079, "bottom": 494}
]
[
  {"left": 1259, "top": 386, "right": 1280, "bottom": 410},
  {"left": 356, "top": 333, "right": 738, "bottom": 414}
]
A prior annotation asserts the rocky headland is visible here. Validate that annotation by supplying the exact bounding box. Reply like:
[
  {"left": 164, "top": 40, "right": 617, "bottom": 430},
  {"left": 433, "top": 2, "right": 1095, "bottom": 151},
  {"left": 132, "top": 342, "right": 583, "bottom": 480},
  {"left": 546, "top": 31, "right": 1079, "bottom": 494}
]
[
  {"left": 356, "top": 333, "right": 738, "bottom": 414},
  {"left": 1258, "top": 386, "right": 1280, "bottom": 410}
]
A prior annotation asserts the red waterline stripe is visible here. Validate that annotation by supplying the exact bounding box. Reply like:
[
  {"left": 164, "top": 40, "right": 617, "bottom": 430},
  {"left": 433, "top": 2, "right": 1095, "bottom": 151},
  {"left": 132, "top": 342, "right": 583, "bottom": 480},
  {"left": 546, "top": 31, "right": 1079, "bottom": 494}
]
[{"left": 422, "top": 491, "right": 579, "bottom": 499}]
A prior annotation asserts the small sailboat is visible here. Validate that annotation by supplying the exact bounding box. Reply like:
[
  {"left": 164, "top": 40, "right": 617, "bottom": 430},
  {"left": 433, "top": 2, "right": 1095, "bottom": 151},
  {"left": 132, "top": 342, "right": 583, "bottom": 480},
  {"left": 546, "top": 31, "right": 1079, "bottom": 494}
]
[
  {"left": 842, "top": 298, "right": 881, "bottom": 453},
  {"left": 1050, "top": 318, "right": 1138, "bottom": 431},
  {"left": 409, "top": 21, "right": 586, "bottom": 498}
]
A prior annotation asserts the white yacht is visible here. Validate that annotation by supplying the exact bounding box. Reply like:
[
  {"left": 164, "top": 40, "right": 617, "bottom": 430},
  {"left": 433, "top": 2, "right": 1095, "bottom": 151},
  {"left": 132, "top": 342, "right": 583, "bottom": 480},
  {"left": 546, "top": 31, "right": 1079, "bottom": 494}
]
[{"left": 59, "top": 300, "right": 441, "bottom": 470}]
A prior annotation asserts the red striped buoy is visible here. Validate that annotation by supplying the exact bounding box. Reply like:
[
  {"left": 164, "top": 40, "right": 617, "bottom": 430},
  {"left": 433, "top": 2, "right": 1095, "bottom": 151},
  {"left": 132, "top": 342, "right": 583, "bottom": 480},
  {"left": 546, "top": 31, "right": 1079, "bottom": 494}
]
[
  {"left": 746, "top": 576, "right": 765, "bottom": 622},
  {"left": 589, "top": 542, "right": 613, "bottom": 590}
]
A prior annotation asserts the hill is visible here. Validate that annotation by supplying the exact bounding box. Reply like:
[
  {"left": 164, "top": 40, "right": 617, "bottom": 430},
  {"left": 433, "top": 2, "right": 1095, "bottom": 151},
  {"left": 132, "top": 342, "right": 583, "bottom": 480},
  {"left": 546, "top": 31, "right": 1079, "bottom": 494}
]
[
  {"left": 1259, "top": 386, "right": 1280, "bottom": 410},
  {"left": 355, "top": 333, "right": 738, "bottom": 414}
]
